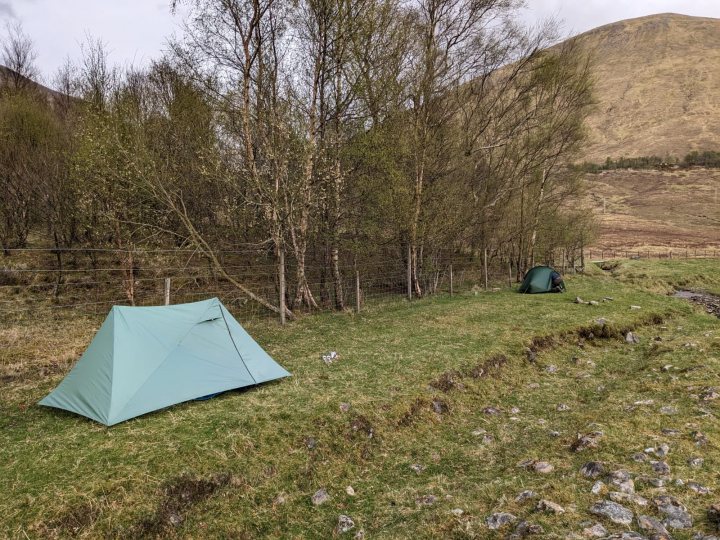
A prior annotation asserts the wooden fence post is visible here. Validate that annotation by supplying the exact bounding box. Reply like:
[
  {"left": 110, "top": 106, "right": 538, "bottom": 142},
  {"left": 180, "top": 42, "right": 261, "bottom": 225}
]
[
  {"left": 164, "top": 278, "right": 171, "bottom": 306},
  {"left": 449, "top": 264, "right": 454, "bottom": 297},
  {"left": 484, "top": 248, "right": 488, "bottom": 290},
  {"left": 407, "top": 244, "right": 412, "bottom": 301},
  {"left": 355, "top": 270, "right": 361, "bottom": 313},
  {"left": 508, "top": 260, "right": 512, "bottom": 287},
  {"left": 279, "top": 247, "right": 286, "bottom": 325}
]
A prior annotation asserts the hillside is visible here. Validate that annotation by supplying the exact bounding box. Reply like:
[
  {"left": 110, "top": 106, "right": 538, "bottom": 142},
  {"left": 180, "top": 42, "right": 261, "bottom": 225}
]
[
  {"left": 569, "top": 13, "right": 720, "bottom": 162},
  {"left": 585, "top": 168, "right": 720, "bottom": 253},
  {"left": 0, "top": 64, "right": 64, "bottom": 104}
]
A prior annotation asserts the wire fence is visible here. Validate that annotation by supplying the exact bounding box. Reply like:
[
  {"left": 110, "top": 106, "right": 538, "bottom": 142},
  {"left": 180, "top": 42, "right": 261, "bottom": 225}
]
[{"left": 1, "top": 246, "right": 718, "bottom": 324}]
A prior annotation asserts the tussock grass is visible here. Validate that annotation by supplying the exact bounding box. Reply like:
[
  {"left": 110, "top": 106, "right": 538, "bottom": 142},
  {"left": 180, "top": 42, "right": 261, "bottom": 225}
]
[{"left": 1, "top": 269, "right": 718, "bottom": 538}]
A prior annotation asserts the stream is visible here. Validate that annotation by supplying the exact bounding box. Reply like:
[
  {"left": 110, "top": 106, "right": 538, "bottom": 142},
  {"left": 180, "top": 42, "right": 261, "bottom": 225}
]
[{"left": 673, "top": 290, "right": 720, "bottom": 318}]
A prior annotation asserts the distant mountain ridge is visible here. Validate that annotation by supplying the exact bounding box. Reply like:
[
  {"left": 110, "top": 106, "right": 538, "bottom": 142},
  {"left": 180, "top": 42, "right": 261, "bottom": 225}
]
[
  {"left": 0, "top": 64, "right": 64, "bottom": 104},
  {"left": 565, "top": 13, "right": 720, "bottom": 162}
]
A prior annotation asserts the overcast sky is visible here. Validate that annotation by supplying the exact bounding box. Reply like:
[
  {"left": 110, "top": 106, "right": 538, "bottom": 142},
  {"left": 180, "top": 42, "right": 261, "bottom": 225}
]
[{"left": 2, "top": 0, "right": 720, "bottom": 86}]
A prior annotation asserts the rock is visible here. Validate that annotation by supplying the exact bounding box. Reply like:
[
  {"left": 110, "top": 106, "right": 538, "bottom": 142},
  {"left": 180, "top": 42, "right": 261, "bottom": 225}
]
[
  {"left": 305, "top": 436, "right": 317, "bottom": 449},
  {"left": 654, "top": 495, "right": 693, "bottom": 529},
  {"left": 626, "top": 332, "right": 641, "bottom": 344},
  {"left": 346, "top": 486, "right": 356, "bottom": 496},
  {"left": 486, "top": 512, "right": 517, "bottom": 530},
  {"left": 692, "top": 431, "right": 709, "bottom": 446},
  {"left": 471, "top": 428, "right": 487, "bottom": 436},
  {"left": 528, "top": 382, "right": 540, "bottom": 389},
  {"left": 582, "top": 522, "right": 608, "bottom": 537},
  {"left": 354, "top": 530, "right": 365, "bottom": 540},
  {"left": 632, "top": 453, "right": 648, "bottom": 462},
  {"left": 536, "top": 499, "right": 566, "bottom": 514},
  {"left": 167, "top": 512, "right": 183, "bottom": 527},
  {"left": 637, "top": 514, "right": 670, "bottom": 537},
  {"left": 339, "top": 402, "right": 351, "bottom": 412},
  {"left": 700, "top": 387, "right": 719, "bottom": 401},
  {"left": 661, "top": 428, "right": 680, "bottom": 436},
  {"left": 656, "top": 443, "right": 670, "bottom": 458},
  {"left": 610, "top": 470, "right": 635, "bottom": 494},
  {"left": 694, "top": 534, "right": 720, "bottom": 540},
  {"left": 312, "top": 488, "right": 330, "bottom": 506},
  {"left": 595, "top": 318, "right": 607, "bottom": 326},
  {"left": 557, "top": 403, "right": 571, "bottom": 411},
  {"left": 410, "top": 464, "right": 424, "bottom": 474},
  {"left": 708, "top": 503, "right": 720, "bottom": 530},
  {"left": 589, "top": 300, "right": 599, "bottom": 306},
  {"left": 688, "top": 457, "right": 704, "bottom": 468},
  {"left": 687, "top": 481, "right": 712, "bottom": 495},
  {"left": 589, "top": 500, "right": 634, "bottom": 525},
  {"left": 322, "top": 351, "right": 339, "bottom": 364},
  {"left": 609, "top": 491, "right": 649, "bottom": 506},
  {"left": 450, "top": 508, "right": 464, "bottom": 517},
  {"left": 591, "top": 481, "right": 605, "bottom": 495},
  {"left": 650, "top": 461, "right": 671, "bottom": 475},
  {"left": 532, "top": 461, "right": 554, "bottom": 474},
  {"left": 335, "top": 514, "right": 355, "bottom": 534},
  {"left": 513, "top": 521, "right": 544, "bottom": 536},
  {"left": 637, "top": 476, "right": 665, "bottom": 488},
  {"left": 336, "top": 515, "right": 355, "bottom": 534},
  {"left": 572, "top": 431, "right": 604, "bottom": 452},
  {"left": 273, "top": 493, "right": 287, "bottom": 505},
  {"left": 549, "top": 430, "right": 561, "bottom": 437},
  {"left": 483, "top": 406, "right": 501, "bottom": 415},
  {"left": 432, "top": 399, "right": 448, "bottom": 414},
  {"left": 546, "top": 364, "right": 558, "bottom": 373},
  {"left": 510, "top": 406, "right": 521, "bottom": 414},
  {"left": 634, "top": 399, "right": 655, "bottom": 406},
  {"left": 515, "top": 490, "right": 537, "bottom": 503},
  {"left": 416, "top": 494, "right": 436, "bottom": 506},
  {"left": 659, "top": 406, "right": 677, "bottom": 415},
  {"left": 581, "top": 461, "right": 606, "bottom": 478}
]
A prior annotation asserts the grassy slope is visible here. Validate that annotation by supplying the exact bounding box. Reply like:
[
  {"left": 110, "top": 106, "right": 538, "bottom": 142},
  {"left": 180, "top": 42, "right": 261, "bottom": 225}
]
[
  {"left": 1, "top": 268, "right": 719, "bottom": 538},
  {"left": 604, "top": 258, "right": 720, "bottom": 295}
]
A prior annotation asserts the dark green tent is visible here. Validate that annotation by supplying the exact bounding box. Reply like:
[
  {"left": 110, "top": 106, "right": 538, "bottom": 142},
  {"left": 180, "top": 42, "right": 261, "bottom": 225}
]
[{"left": 518, "top": 266, "right": 565, "bottom": 294}]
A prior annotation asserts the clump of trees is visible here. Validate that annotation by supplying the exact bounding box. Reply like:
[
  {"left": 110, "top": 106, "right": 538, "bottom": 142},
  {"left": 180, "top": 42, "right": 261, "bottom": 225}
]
[
  {"left": 0, "top": 1, "right": 596, "bottom": 315},
  {"left": 576, "top": 150, "right": 720, "bottom": 173}
]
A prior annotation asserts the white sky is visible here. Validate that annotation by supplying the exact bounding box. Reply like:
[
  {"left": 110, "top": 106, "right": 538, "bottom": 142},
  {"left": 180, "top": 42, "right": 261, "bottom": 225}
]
[{"left": 1, "top": 0, "right": 720, "bottom": 87}]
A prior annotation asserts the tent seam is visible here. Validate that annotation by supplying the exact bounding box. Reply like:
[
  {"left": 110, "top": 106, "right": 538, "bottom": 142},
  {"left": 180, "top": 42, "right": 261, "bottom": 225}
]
[{"left": 219, "top": 303, "right": 257, "bottom": 385}]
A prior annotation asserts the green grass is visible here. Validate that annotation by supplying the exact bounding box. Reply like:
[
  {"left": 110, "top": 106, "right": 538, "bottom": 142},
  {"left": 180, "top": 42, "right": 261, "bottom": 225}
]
[
  {"left": 1, "top": 267, "right": 719, "bottom": 538},
  {"left": 602, "top": 258, "right": 720, "bottom": 295}
]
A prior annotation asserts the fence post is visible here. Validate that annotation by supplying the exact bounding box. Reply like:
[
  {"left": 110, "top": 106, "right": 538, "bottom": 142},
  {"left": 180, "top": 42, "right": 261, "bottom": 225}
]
[
  {"left": 484, "top": 248, "right": 488, "bottom": 290},
  {"left": 508, "top": 260, "right": 512, "bottom": 287},
  {"left": 407, "top": 244, "right": 412, "bottom": 301},
  {"left": 279, "top": 247, "right": 286, "bottom": 325},
  {"left": 449, "top": 264, "right": 454, "bottom": 297},
  {"left": 355, "top": 270, "right": 361, "bottom": 313},
  {"left": 164, "top": 278, "right": 171, "bottom": 305}
]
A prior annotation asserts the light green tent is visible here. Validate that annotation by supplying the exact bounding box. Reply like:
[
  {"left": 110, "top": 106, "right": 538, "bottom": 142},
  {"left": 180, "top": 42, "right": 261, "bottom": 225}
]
[{"left": 39, "top": 298, "right": 290, "bottom": 426}]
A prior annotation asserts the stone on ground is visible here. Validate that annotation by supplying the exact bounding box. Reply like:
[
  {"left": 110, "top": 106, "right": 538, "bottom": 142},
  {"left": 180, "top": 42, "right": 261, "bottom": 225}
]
[{"left": 589, "top": 500, "right": 634, "bottom": 525}]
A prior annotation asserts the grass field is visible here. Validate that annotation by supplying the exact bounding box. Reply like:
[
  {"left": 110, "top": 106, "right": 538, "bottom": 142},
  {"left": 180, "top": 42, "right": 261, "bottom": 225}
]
[{"left": 2, "top": 261, "right": 720, "bottom": 538}]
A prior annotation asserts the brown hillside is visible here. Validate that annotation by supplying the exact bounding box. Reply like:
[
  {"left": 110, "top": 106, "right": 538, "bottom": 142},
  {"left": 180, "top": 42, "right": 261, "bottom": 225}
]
[
  {"left": 585, "top": 168, "right": 720, "bottom": 252},
  {"left": 0, "top": 64, "right": 65, "bottom": 104},
  {"left": 569, "top": 13, "right": 720, "bottom": 162}
]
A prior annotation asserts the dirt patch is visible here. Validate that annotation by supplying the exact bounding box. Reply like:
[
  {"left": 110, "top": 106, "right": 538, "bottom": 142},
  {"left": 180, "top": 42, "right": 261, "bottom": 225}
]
[
  {"left": 397, "top": 398, "right": 429, "bottom": 428},
  {"left": 133, "top": 473, "right": 231, "bottom": 537},
  {"left": 429, "top": 370, "right": 464, "bottom": 392},
  {"left": 466, "top": 354, "right": 508, "bottom": 379},
  {"left": 41, "top": 501, "right": 101, "bottom": 538}
]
